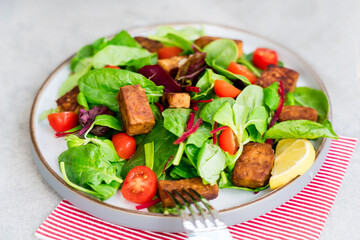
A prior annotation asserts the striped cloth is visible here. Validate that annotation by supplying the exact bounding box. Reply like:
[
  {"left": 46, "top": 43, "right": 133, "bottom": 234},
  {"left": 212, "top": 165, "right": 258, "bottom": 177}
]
[{"left": 35, "top": 137, "right": 357, "bottom": 240}]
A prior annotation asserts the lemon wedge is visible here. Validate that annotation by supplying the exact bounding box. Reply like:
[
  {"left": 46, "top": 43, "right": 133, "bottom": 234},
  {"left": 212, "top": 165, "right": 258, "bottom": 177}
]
[{"left": 269, "top": 139, "right": 316, "bottom": 189}]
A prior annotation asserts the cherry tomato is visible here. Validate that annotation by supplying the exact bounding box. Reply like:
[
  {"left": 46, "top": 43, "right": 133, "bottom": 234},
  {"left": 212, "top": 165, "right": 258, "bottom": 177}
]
[
  {"left": 214, "top": 80, "right": 241, "bottom": 98},
  {"left": 105, "top": 65, "right": 120, "bottom": 69},
  {"left": 112, "top": 133, "right": 136, "bottom": 159},
  {"left": 47, "top": 112, "right": 78, "bottom": 132},
  {"left": 121, "top": 166, "right": 157, "bottom": 204},
  {"left": 219, "top": 127, "right": 239, "bottom": 155},
  {"left": 227, "top": 61, "right": 258, "bottom": 84},
  {"left": 157, "top": 46, "right": 183, "bottom": 59},
  {"left": 252, "top": 48, "right": 278, "bottom": 70}
]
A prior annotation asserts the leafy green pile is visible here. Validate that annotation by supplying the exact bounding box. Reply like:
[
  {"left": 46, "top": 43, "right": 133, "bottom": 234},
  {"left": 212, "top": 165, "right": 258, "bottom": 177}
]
[{"left": 54, "top": 25, "right": 337, "bottom": 202}]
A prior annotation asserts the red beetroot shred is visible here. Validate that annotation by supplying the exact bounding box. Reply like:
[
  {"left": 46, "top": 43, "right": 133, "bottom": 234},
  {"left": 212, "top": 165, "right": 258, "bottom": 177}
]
[
  {"left": 55, "top": 129, "right": 80, "bottom": 138},
  {"left": 191, "top": 99, "right": 214, "bottom": 104},
  {"left": 185, "top": 86, "right": 201, "bottom": 93},
  {"left": 265, "top": 81, "right": 285, "bottom": 145},
  {"left": 185, "top": 112, "right": 195, "bottom": 131},
  {"left": 162, "top": 156, "right": 174, "bottom": 173},
  {"left": 174, "top": 118, "right": 203, "bottom": 144},
  {"left": 154, "top": 102, "right": 164, "bottom": 112},
  {"left": 191, "top": 103, "right": 199, "bottom": 111},
  {"left": 213, "top": 122, "right": 217, "bottom": 144},
  {"left": 135, "top": 198, "right": 161, "bottom": 210},
  {"left": 210, "top": 126, "right": 228, "bottom": 134}
]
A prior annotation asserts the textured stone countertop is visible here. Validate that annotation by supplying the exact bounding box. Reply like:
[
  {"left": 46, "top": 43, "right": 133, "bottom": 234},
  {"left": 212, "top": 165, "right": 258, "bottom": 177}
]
[{"left": 1, "top": 0, "right": 359, "bottom": 239}]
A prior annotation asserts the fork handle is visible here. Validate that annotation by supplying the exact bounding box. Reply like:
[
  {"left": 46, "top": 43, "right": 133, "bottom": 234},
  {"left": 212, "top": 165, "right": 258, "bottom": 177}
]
[{"left": 187, "top": 229, "right": 233, "bottom": 240}]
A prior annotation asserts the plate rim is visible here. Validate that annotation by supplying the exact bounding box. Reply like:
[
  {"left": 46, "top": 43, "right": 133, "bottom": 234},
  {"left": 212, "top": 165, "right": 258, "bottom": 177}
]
[{"left": 29, "top": 22, "right": 332, "bottom": 220}]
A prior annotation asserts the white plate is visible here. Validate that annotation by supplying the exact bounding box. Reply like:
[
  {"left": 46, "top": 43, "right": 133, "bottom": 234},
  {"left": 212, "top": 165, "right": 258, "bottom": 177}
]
[{"left": 30, "top": 23, "right": 331, "bottom": 232}]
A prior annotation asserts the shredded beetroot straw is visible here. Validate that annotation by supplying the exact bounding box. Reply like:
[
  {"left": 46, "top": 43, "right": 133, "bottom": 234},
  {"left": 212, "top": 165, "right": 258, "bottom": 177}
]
[
  {"left": 154, "top": 102, "right": 164, "bottom": 112},
  {"left": 185, "top": 86, "right": 201, "bottom": 93},
  {"left": 213, "top": 122, "right": 217, "bottom": 144},
  {"left": 191, "top": 99, "right": 213, "bottom": 104},
  {"left": 210, "top": 126, "right": 228, "bottom": 134},
  {"left": 135, "top": 198, "right": 161, "bottom": 210},
  {"left": 191, "top": 103, "right": 199, "bottom": 111},
  {"left": 162, "top": 156, "right": 174, "bottom": 173},
  {"left": 174, "top": 118, "right": 203, "bottom": 144},
  {"left": 55, "top": 129, "right": 80, "bottom": 138},
  {"left": 265, "top": 81, "right": 285, "bottom": 145},
  {"left": 185, "top": 112, "right": 195, "bottom": 131}
]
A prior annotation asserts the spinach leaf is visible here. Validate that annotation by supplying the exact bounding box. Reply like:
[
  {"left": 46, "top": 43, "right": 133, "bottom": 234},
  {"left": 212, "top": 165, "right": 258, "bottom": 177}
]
[
  {"left": 293, "top": 87, "right": 329, "bottom": 123},
  {"left": 70, "top": 45, "right": 94, "bottom": 72},
  {"left": 236, "top": 85, "right": 264, "bottom": 112},
  {"left": 192, "top": 69, "right": 230, "bottom": 100},
  {"left": 77, "top": 92, "right": 89, "bottom": 110},
  {"left": 65, "top": 135, "right": 121, "bottom": 162},
  {"left": 200, "top": 97, "right": 235, "bottom": 124},
  {"left": 59, "top": 57, "right": 92, "bottom": 96},
  {"left": 186, "top": 123, "right": 212, "bottom": 148},
  {"left": 154, "top": 26, "right": 205, "bottom": 41},
  {"left": 162, "top": 108, "right": 192, "bottom": 137},
  {"left": 148, "top": 33, "right": 194, "bottom": 54},
  {"left": 58, "top": 143, "right": 123, "bottom": 200},
  {"left": 121, "top": 121, "right": 179, "bottom": 178},
  {"left": 263, "top": 82, "right": 280, "bottom": 111},
  {"left": 203, "top": 39, "right": 237, "bottom": 69},
  {"left": 125, "top": 54, "right": 158, "bottom": 72},
  {"left": 284, "top": 92, "right": 296, "bottom": 106},
  {"left": 211, "top": 63, "right": 251, "bottom": 85},
  {"left": 78, "top": 68, "right": 163, "bottom": 112},
  {"left": 107, "top": 30, "right": 141, "bottom": 48},
  {"left": 83, "top": 114, "right": 123, "bottom": 137},
  {"left": 185, "top": 144, "right": 200, "bottom": 164},
  {"left": 197, "top": 141, "right": 228, "bottom": 185},
  {"left": 264, "top": 120, "right": 338, "bottom": 139},
  {"left": 237, "top": 53, "right": 262, "bottom": 77},
  {"left": 170, "top": 157, "right": 199, "bottom": 179},
  {"left": 92, "top": 45, "right": 153, "bottom": 69},
  {"left": 219, "top": 172, "right": 269, "bottom": 191}
]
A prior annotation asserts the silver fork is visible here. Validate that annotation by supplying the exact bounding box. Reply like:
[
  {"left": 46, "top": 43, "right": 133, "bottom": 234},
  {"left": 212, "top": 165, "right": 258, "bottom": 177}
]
[{"left": 166, "top": 189, "right": 233, "bottom": 240}]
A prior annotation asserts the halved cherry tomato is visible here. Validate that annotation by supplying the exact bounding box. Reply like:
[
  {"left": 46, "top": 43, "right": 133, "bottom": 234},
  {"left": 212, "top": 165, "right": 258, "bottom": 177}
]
[
  {"left": 157, "top": 46, "right": 183, "bottom": 59},
  {"left": 219, "top": 127, "right": 239, "bottom": 155},
  {"left": 121, "top": 166, "right": 157, "bottom": 204},
  {"left": 112, "top": 133, "right": 136, "bottom": 159},
  {"left": 214, "top": 79, "right": 241, "bottom": 98},
  {"left": 252, "top": 48, "right": 278, "bottom": 70},
  {"left": 105, "top": 65, "right": 120, "bottom": 69},
  {"left": 227, "top": 61, "right": 258, "bottom": 84},
  {"left": 47, "top": 112, "right": 78, "bottom": 132}
]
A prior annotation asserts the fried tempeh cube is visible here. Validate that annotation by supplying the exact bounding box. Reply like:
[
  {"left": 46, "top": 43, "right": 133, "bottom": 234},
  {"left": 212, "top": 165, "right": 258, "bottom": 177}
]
[
  {"left": 117, "top": 84, "right": 155, "bottom": 136},
  {"left": 134, "top": 36, "right": 164, "bottom": 53},
  {"left": 279, "top": 105, "right": 318, "bottom": 122},
  {"left": 157, "top": 56, "right": 188, "bottom": 77},
  {"left": 194, "top": 36, "right": 243, "bottom": 58},
  {"left": 162, "top": 92, "right": 191, "bottom": 108},
  {"left": 158, "top": 177, "right": 219, "bottom": 207},
  {"left": 56, "top": 86, "right": 80, "bottom": 113},
  {"left": 232, "top": 142, "right": 274, "bottom": 189},
  {"left": 256, "top": 64, "right": 299, "bottom": 94}
]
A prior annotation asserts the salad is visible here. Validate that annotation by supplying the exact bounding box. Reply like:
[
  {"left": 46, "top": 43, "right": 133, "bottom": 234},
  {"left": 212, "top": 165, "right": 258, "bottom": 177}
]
[{"left": 43, "top": 26, "right": 338, "bottom": 213}]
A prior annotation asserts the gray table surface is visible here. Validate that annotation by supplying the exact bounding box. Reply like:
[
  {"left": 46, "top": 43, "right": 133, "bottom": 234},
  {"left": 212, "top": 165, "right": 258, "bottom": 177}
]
[{"left": 1, "top": 0, "right": 359, "bottom": 239}]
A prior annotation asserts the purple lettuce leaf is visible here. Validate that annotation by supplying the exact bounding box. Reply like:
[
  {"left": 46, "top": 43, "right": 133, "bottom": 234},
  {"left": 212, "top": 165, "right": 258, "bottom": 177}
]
[
  {"left": 138, "top": 65, "right": 182, "bottom": 92},
  {"left": 176, "top": 52, "right": 207, "bottom": 83},
  {"left": 79, "top": 106, "right": 115, "bottom": 136}
]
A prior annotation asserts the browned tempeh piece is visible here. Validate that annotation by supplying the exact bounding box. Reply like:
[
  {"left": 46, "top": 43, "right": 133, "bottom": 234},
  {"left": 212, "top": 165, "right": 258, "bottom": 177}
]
[
  {"left": 256, "top": 64, "right": 299, "bottom": 94},
  {"left": 158, "top": 177, "right": 219, "bottom": 207},
  {"left": 232, "top": 142, "right": 274, "bottom": 189},
  {"left": 117, "top": 84, "right": 155, "bottom": 136},
  {"left": 194, "top": 36, "right": 243, "bottom": 58},
  {"left": 134, "top": 36, "right": 164, "bottom": 53},
  {"left": 56, "top": 86, "right": 80, "bottom": 114},
  {"left": 279, "top": 105, "right": 318, "bottom": 122},
  {"left": 162, "top": 92, "right": 190, "bottom": 108}
]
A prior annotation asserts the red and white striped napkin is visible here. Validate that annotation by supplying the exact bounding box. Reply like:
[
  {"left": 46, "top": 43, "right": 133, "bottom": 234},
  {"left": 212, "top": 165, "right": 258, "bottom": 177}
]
[{"left": 35, "top": 137, "right": 357, "bottom": 240}]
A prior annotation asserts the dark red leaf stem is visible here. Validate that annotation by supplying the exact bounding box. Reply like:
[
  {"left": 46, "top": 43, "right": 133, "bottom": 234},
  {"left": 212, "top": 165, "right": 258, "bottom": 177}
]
[
  {"left": 154, "top": 102, "right": 164, "bottom": 112},
  {"left": 55, "top": 129, "right": 80, "bottom": 138},
  {"left": 190, "top": 99, "right": 214, "bottom": 104},
  {"left": 213, "top": 122, "right": 217, "bottom": 145},
  {"left": 135, "top": 198, "right": 161, "bottom": 210}
]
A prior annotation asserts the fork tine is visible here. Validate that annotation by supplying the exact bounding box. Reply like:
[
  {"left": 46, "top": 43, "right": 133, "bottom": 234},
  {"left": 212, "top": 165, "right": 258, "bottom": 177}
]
[
  {"left": 189, "top": 188, "right": 227, "bottom": 228},
  {"left": 173, "top": 190, "right": 206, "bottom": 230},
  {"left": 182, "top": 189, "right": 216, "bottom": 228}
]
